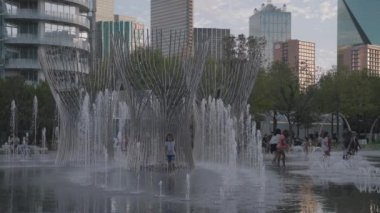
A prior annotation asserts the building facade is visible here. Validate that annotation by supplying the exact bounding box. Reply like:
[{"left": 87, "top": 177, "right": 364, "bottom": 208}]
[
  {"left": 193, "top": 28, "right": 230, "bottom": 60},
  {"left": 97, "top": 16, "right": 144, "bottom": 58},
  {"left": 274, "top": 40, "right": 316, "bottom": 91},
  {"left": 249, "top": 2, "right": 291, "bottom": 66},
  {"left": 338, "top": 0, "right": 380, "bottom": 68},
  {"left": 151, "top": 0, "right": 193, "bottom": 55},
  {"left": 96, "top": 0, "right": 114, "bottom": 21},
  {"left": 1, "top": 0, "right": 91, "bottom": 82},
  {"left": 341, "top": 44, "right": 380, "bottom": 76}
]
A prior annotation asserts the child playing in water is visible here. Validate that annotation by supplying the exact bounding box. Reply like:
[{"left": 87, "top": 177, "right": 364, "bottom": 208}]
[{"left": 165, "top": 133, "right": 176, "bottom": 171}]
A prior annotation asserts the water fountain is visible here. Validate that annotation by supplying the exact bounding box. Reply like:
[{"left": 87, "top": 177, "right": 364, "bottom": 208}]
[
  {"left": 10, "top": 100, "right": 17, "bottom": 139},
  {"left": 32, "top": 96, "right": 38, "bottom": 146},
  {"left": 157, "top": 180, "right": 163, "bottom": 197},
  {"left": 0, "top": 30, "right": 379, "bottom": 213},
  {"left": 185, "top": 173, "right": 191, "bottom": 201},
  {"left": 41, "top": 127, "right": 47, "bottom": 151},
  {"left": 34, "top": 31, "right": 268, "bottom": 211}
]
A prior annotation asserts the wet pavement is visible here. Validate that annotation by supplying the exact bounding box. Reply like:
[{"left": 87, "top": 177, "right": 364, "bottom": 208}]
[{"left": 0, "top": 151, "right": 379, "bottom": 213}]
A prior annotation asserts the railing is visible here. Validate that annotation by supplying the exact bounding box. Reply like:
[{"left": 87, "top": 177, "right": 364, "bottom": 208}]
[
  {"left": 6, "top": 34, "right": 90, "bottom": 51},
  {"left": 64, "top": 0, "right": 90, "bottom": 9},
  {"left": 5, "top": 9, "right": 90, "bottom": 29},
  {"left": 5, "top": 58, "right": 40, "bottom": 69}
]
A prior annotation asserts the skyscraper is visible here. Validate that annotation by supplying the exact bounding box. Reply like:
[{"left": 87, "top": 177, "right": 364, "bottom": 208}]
[
  {"left": 274, "top": 40, "right": 316, "bottom": 91},
  {"left": 96, "top": 0, "right": 115, "bottom": 21},
  {"left": 193, "top": 28, "right": 230, "bottom": 60},
  {"left": 249, "top": 2, "right": 291, "bottom": 66},
  {"left": 338, "top": 0, "right": 380, "bottom": 69},
  {"left": 97, "top": 16, "right": 144, "bottom": 58},
  {"left": 151, "top": 0, "right": 193, "bottom": 55}
]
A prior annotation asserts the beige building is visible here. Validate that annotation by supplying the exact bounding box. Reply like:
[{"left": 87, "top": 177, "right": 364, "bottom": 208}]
[
  {"left": 274, "top": 40, "right": 316, "bottom": 91},
  {"left": 96, "top": 0, "right": 115, "bottom": 21},
  {"left": 341, "top": 44, "right": 380, "bottom": 77},
  {"left": 151, "top": 0, "right": 193, "bottom": 55}
]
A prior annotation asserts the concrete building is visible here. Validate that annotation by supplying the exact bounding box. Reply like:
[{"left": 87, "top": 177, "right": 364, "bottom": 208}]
[
  {"left": 341, "top": 44, "right": 380, "bottom": 76},
  {"left": 151, "top": 0, "right": 193, "bottom": 55},
  {"left": 338, "top": 0, "right": 380, "bottom": 69},
  {"left": 1, "top": 0, "right": 91, "bottom": 82},
  {"left": 249, "top": 1, "right": 291, "bottom": 66},
  {"left": 96, "top": 0, "right": 114, "bottom": 21},
  {"left": 193, "top": 28, "right": 230, "bottom": 60},
  {"left": 97, "top": 16, "right": 144, "bottom": 58},
  {"left": 274, "top": 40, "right": 316, "bottom": 91}
]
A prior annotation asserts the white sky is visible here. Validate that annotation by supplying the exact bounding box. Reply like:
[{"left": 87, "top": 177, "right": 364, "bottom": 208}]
[{"left": 115, "top": 0, "right": 337, "bottom": 71}]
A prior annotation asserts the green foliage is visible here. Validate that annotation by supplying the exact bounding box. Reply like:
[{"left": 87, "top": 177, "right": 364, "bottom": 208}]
[
  {"left": 249, "top": 70, "right": 272, "bottom": 114},
  {"left": 249, "top": 63, "right": 380, "bottom": 135},
  {"left": 0, "top": 78, "right": 55, "bottom": 145},
  {"left": 223, "top": 34, "right": 265, "bottom": 61},
  {"left": 315, "top": 69, "right": 380, "bottom": 133}
]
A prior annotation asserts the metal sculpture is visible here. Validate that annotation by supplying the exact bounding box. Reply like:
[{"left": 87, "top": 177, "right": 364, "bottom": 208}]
[{"left": 39, "top": 30, "right": 264, "bottom": 171}]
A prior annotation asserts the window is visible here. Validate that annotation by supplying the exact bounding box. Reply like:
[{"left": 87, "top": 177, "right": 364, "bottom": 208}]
[
  {"left": 6, "top": 2, "right": 18, "bottom": 13},
  {"left": 6, "top": 24, "right": 18, "bottom": 37}
]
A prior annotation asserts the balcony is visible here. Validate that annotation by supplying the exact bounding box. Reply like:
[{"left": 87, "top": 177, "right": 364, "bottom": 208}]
[
  {"left": 4, "top": 9, "right": 90, "bottom": 29},
  {"left": 64, "top": 0, "right": 90, "bottom": 11},
  {"left": 5, "top": 34, "right": 90, "bottom": 51},
  {"left": 5, "top": 58, "right": 40, "bottom": 69}
]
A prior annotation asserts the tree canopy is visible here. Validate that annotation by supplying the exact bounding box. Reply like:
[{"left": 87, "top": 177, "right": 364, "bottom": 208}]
[{"left": 249, "top": 64, "right": 380, "bottom": 140}]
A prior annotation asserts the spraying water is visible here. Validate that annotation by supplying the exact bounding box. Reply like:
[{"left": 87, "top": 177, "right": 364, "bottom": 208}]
[
  {"left": 159, "top": 180, "right": 163, "bottom": 197},
  {"left": 33, "top": 96, "right": 38, "bottom": 145},
  {"left": 10, "top": 100, "right": 16, "bottom": 138},
  {"left": 41, "top": 127, "right": 46, "bottom": 150},
  {"left": 185, "top": 173, "right": 190, "bottom": 201}
]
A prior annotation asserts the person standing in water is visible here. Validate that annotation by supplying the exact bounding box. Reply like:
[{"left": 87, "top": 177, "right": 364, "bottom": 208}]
[
  {"left": 271, "top": 129, "right": 281, "bottom": 164},
  {"left": 276, "top": 130, "right": 289, "bottom": 167},
  {"left": 321, "top": 131, "right": 331, "bottom": 157},
  {"left": 165, "top": 133, "right": 176, "bottom": 171}
]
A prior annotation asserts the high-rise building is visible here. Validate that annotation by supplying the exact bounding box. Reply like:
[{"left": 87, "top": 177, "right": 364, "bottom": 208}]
[
  {"left": 151, "top": 0, "right": 193, "bottom": 55},
  {"left": 341, "top": 44, "right": 380, "bottom": 77},
  {"left": 1, "top": 0, "right": 91, "bottom": 82},
  {"left": 96, "top": 0, "right": 114, "bottom": 21},
  {"left": 338, "top": 0, "right": 380, "bottom": 68},
  {"left": 193, "top": 28, "right": 230, "bottom": 60},
  {"left": 97, "top": 16, "right": 144, "bottom": 58},
  {"left": 249, "top": 1, "right": 291, "bottom": 66},
  {"left": 274, "top": 40, "right": 316, "bottom": 91}
]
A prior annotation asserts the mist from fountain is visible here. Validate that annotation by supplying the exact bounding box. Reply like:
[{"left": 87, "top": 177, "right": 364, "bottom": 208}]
[{"left": 193, "top": 98, "right": 264, "bottom": 170}]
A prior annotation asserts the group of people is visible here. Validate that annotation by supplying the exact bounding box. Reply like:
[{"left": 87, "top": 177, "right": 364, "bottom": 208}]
[
  {"left": 147, "top": 129, "right": 363, "bottom": 171},
  {"left": 3, "top": 134, "right": 32, "bottom": 156},
  {"left": 267, "top": 129, "right": 289, "bottom": 167},
  {"left": 263, "top": 128, "right": 364, "bottom": 167}
]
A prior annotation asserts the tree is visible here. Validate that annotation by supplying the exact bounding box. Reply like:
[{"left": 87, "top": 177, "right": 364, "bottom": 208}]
[{"left": 0, "top": 78, "right": 55, "bottom": 146}]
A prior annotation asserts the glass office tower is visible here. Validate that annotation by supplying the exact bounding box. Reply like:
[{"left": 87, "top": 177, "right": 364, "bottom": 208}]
[{"left": 249, "top": 3, "right": 291, "bottom": 67}]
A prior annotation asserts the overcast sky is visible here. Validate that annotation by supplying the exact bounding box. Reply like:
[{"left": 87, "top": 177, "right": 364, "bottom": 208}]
[{"left": 115, "top": 0, "right": 337, "bottom": 71}]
